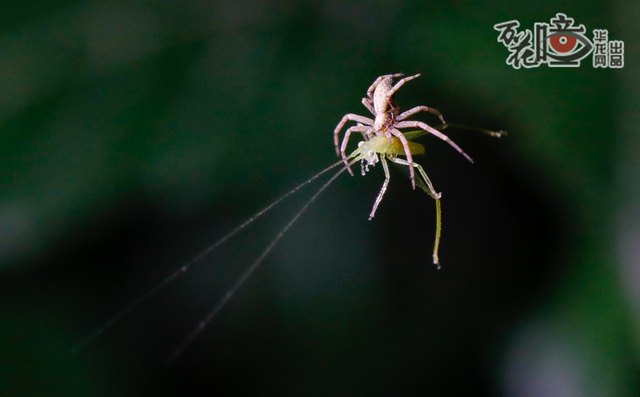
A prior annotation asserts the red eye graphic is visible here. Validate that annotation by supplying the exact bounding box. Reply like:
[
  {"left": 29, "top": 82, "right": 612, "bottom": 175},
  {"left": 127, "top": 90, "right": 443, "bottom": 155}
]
[{"left": 549, "top": 34, "right": 578, "bottom": 53}]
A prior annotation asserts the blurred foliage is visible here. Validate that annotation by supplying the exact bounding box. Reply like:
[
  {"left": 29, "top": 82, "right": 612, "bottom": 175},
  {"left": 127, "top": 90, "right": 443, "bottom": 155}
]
[{"left": 0, "top": 0, "right": 638, "bottom": 396}]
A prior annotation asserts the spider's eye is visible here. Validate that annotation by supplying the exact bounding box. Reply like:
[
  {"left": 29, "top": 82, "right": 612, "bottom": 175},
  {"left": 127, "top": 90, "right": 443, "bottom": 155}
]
[{"left": 367, "top": 150, "right": 374, "bottom": 158}]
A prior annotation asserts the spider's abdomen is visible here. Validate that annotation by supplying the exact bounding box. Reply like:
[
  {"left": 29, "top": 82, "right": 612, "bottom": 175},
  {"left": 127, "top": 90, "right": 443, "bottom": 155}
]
[
  {"left": 373, "top": 78, "right": 393, "bottom": 115},
  {"left": 372, "top": 77, "right": 398, "bottom": 133}
]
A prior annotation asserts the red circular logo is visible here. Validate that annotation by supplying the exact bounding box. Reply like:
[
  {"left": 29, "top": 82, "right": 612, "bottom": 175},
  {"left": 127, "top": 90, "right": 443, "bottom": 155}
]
[{"left": 549, "top": 34, "right": 578, "bottom": 53}]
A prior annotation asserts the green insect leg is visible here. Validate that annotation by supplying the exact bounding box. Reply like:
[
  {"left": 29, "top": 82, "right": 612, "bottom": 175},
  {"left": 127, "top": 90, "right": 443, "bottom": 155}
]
[{"left": 390, "top": 157, "right": 442, "bottom": 267}]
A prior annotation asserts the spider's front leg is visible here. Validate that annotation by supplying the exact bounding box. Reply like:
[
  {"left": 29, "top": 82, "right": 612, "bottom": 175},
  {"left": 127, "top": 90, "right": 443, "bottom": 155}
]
[
  {"left": 341, "top": 125, "right": 373, "bottom": 176},
  {"left": 389, "top": 128, "right": 417, "bottom": 190},
  {"left": 334, "top": 114, "right": 374, "bottom": 156}
]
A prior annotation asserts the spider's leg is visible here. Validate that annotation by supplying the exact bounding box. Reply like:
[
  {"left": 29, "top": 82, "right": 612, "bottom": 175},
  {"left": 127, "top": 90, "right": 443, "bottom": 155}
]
[
  {"left": 389, "top": 128, "right": 417, "bottom": 190},
  {"left": 369, "top": 155, "right": 391, "bottom": 220},
  {"left": 367, "top": 73, "right": 404, "bottom": 99},
  {"left": 355, "top": 123, "right": 373, "bottom": 141},
  {"left": 397, "top": 105, "right": 446, "bottom": 124},
  {"left": 436, "top": 124, "right": 507, "bottom": 138},
  {"left": 395, "top": 121, "right": 474, "bottom": 163},
  {"left": 385, "top": 73, "right": 421, "bottom": 101},
  {"left": 341, "top": 125, "right": 372, "bottom": 176},
  {"left": 334, "top": 114, "right": 374, "bottom": 156},
  {"left": 362, "top": 97, "right": 375, "bottom": 116},
  {"left": 389, "top": 156, "right": 442, "bottom": 267}
]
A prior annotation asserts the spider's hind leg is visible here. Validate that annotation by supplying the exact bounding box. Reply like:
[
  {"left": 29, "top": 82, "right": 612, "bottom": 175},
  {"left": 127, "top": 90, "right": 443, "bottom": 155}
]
[
  {"left": 362, "top": 97, "right": 375, "bottom": 116},
  {"left": 367, "top": 73, "right": 405, "bottom": 99},
  {"left": 395, "top": 120, "right": 474, "bottom": 164},
  {"left": 385, "top": 73, "right": 421, "bottom": 100},
  {"left": 397, "top": 105, "right": 446, "bottom": 124}
]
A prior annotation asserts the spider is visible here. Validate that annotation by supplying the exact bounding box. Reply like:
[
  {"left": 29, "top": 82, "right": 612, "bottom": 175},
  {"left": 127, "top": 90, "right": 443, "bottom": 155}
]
[{"left": 333, "top": 73, "right": 473, "bottom": 190}]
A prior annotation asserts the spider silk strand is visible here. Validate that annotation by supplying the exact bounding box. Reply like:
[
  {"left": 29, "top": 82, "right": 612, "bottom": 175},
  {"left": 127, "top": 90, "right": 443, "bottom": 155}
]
[
  {"left": 165, "top": 157, "right": 359, "bottom": 365},
  {"left": 72, "top": 155, "right": 355, "bottom": 354}
]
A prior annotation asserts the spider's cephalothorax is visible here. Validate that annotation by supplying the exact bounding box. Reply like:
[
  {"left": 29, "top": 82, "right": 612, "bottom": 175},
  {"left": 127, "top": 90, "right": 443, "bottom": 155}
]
[{"left": 333, "top": 73, "right": 473, "bottom": 190}]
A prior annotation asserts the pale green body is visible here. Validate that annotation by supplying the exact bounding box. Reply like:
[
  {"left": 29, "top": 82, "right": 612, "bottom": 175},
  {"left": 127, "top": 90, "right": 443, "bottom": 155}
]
[{"left": 362, "top": 135, "right": 425, "bottom": 157}]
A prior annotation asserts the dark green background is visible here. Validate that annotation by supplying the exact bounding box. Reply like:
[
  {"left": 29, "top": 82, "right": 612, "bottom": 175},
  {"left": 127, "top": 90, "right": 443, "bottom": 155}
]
[{"left": 1, "top": 1, "right": 638, "bottom": 396}]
